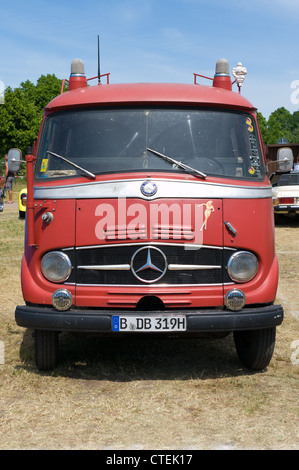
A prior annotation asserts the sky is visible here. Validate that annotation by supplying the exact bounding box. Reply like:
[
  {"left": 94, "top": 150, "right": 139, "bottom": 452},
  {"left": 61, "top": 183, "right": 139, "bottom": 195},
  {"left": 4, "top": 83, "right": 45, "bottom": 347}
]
[{"left": 1, "top": 0, "right": 299, "bottom": 118}]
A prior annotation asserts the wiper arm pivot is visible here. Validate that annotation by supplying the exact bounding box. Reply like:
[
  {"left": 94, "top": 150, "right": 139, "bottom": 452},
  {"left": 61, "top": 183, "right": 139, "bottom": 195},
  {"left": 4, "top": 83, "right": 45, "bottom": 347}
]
[
  {"left": 147, "top": 147, "right": 206, "bottom": 179},
  {"left": 46, "top": 151, "right": 96, "bottom": 179}
]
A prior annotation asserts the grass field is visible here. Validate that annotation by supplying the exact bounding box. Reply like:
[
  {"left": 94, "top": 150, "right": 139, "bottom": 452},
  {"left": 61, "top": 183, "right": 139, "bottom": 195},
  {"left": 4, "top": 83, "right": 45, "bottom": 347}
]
[{"left": 0, "top": 179, "right": 298, "bottom": 450}]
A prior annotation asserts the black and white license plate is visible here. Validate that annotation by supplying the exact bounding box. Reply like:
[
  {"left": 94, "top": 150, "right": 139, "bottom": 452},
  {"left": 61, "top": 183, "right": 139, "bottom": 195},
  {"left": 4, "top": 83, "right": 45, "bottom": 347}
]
[{"left": 112, "top": 315, "right": 186, "bottom": 332}]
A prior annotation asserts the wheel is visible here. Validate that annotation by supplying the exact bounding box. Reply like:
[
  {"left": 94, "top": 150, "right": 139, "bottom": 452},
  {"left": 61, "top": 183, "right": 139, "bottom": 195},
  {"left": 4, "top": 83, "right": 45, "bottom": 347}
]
[
  {"left": 35, "top": 330, "right": 59, "bottom": 370},
  {"left": 233, "top": 327, "right": 276, "bottom": 371}
]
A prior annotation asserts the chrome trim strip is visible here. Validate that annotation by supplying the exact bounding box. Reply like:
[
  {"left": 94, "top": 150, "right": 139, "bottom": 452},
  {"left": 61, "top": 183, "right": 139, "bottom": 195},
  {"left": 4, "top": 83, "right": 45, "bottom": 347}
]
[
  {"left": 34, "top": 178, "right": 272, "bottom": 200},
  {"left": 75, "top": 282, "right": 232, "bottom": 287},
  {"left": 75, "top": 242, "right": 235, "bottom": 251},
  {"left": 168, "top": 264, "right": 222, "bottom": 270},
  {"left": 78, "top": 264, "right": 130, "bottom": 271}
]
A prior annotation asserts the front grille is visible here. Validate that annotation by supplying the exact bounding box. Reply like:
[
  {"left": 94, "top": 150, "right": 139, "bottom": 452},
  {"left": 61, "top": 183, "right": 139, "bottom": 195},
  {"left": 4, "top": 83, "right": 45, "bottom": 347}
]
[{"left": 64, "top": 243, "right": 234, "bottom": 286}]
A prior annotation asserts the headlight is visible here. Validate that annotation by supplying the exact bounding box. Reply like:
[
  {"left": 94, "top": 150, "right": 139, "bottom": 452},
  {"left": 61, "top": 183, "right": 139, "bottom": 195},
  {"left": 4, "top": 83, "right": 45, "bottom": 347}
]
[
  {"left": 21, "top": 194, "right": 27, "bottom": 206},
  {"left": 41, "top": 251, "right": 72, "bottom": 283},
  {"left": 227, "top": 251, "right": 258, "bottom": 283}
]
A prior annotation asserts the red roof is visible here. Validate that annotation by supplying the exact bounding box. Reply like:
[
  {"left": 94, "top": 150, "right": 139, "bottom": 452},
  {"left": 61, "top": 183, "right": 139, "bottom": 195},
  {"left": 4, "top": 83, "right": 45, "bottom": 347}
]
[{"left": 46, "top": 82, "right": 255, "bottom": 112}]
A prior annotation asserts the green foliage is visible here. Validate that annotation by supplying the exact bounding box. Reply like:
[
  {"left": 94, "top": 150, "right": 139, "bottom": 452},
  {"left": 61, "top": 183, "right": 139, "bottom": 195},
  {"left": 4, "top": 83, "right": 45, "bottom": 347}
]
[
  {"left": 0, "top": 74, "right": 64, "bottom": 172},
  {"left": 256, "top": 112, "right": 270, "bottom": 144},
  {"left": 257, "top": 107, "right": 299, "bottom": 145}
]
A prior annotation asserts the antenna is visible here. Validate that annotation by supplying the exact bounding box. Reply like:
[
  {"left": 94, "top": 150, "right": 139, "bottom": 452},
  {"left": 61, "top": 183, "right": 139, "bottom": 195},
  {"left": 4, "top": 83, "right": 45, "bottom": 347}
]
[{"left": 97, "top": 35, "right": 101, "bottom": 83}]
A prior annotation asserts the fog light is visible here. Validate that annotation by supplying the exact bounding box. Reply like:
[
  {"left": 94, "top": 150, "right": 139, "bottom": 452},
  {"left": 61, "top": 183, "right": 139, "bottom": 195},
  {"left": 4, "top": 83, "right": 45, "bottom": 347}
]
[
  {"left": 51, "top": 289, "right": 73, "bottom": 311},
  {"left": 225, "top": 289, "right": 246, "bottom": 311}
]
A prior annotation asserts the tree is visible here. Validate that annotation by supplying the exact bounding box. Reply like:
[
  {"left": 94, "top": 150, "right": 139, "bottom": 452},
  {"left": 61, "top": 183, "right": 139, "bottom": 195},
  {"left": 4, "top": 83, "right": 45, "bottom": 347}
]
[
  {"left": 0, "top": 86, "right": 40, "bottom": 158},
  {"left": 291, "top": 110, "right": 299, "bottom": 143},
  {"left": 267, "top": 107, "right": 294, "bottom": 144},
  {"left": 35, "top": 74, "right": 64, "bottom": 109},
  {"left": 257, "top": 112, "right": 270, "bottom": 144},
  {"left": 0, "top": 74, "right": 64, "bottom": 168}
]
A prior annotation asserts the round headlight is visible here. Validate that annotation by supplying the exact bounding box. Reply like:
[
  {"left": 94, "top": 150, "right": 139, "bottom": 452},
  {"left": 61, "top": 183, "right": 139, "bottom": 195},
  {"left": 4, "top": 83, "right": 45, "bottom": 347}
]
[
  {"left": 41, "top": 251, "right": 72, "bottom": 283},
  {"left": 227, "top": 251, "right": 258, "bottom": 283}
]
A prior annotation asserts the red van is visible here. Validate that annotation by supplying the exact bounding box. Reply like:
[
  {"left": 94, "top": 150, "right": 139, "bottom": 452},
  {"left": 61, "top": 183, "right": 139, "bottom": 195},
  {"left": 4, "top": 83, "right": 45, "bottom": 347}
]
[{"left": 15, "top": 58, "right": 288, "bottom": 370}]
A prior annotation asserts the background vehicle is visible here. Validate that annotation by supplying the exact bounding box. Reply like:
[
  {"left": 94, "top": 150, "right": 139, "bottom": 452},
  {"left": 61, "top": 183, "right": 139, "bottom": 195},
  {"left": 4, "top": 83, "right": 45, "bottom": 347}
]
[
  {"left": 14, "top": 56, "right": 289, "bottom": 371},
  {"left": 18, "top": 187, "right": 27, "bottom": 218},
  {"left": 271, "top": 170, "right": 299, "bottom": 222}
]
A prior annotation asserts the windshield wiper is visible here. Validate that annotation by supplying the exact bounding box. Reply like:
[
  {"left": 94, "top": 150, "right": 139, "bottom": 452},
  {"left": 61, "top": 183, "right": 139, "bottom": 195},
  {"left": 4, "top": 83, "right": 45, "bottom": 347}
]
[
  {"left": 147, "top": 147, "right": 206, "bottom": 179},
  {"left": 46, "top": 151, "right": 96, "bottom": 179}
]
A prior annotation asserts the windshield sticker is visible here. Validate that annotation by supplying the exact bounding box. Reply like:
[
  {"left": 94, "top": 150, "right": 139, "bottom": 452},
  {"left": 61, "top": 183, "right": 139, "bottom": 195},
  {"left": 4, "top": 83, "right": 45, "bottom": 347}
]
[
  {"left": 246, "top": 117, "right": 254, "bottom": 132},
  {"left": 40, "top": 158, "right": 49, "bottom": 172},
  {"left": 198, "top": 200, "right": 215, "bottom": 230},
  {"left": 246, "top": 117, "right": 261, "bottom": 177}
]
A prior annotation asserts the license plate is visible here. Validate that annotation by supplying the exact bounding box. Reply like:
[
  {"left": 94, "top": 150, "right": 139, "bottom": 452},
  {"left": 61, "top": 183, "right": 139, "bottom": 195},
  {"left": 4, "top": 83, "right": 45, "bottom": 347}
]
[{"left": 112, "top": 315, "right": 186, "bottom": 332}]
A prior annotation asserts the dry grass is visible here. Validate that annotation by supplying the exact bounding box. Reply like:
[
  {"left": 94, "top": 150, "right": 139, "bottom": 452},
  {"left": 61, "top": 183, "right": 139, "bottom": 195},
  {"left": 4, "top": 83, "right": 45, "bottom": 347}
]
[{"left": 0, "top": 181, "right": 298, "bottom": 450}]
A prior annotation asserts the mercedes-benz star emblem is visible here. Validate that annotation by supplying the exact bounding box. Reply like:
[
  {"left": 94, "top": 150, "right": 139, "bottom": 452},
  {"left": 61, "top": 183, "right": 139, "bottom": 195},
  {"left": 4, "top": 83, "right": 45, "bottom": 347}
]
[
  {"left": 140, "top": 181, "right": 157, "bottom": 197},
  {"left": 131, "top": 246, "right": 167, "bottom": 283}
]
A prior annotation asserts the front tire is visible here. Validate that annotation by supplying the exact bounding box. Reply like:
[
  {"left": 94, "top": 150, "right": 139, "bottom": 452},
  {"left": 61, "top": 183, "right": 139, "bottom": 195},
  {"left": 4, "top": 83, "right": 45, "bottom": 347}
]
[
  {"left": 233, "top": 327, "right": 276, "bottom": 370},
  {"left": 35, "top": 330, "right": 59, "bottom": 370}
]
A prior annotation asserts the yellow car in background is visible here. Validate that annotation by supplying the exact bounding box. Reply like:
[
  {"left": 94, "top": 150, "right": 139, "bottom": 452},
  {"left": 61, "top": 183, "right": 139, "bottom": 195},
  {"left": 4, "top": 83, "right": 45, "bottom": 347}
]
[{"left": 18, "top": 187, "right": 27, "bottom": 219}]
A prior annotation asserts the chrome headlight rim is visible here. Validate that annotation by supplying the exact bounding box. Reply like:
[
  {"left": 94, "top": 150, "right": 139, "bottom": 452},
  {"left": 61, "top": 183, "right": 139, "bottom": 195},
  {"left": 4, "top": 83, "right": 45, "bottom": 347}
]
[
  {"left": 41, "top": 251, "right": 72, "bottom": 283},
  {"left": 227, "top": 250, "right": 258, "bottom": 283}
]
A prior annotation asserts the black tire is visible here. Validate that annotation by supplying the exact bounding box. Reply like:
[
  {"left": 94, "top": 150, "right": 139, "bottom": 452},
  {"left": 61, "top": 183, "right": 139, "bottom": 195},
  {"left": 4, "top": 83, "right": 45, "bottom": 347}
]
[
  {"left": 35, "top": 330, "right": 59, "bottom": 370},
  {"left": 233, "top": 327, "right": 276, "bottom": 371}
]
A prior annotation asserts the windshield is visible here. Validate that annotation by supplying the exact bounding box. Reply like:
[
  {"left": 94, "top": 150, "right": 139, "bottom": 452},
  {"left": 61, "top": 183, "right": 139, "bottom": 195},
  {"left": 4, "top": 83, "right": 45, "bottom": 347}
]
[
  {"left": 35, "top": 108, "right": 265, "bottom": 180},
  {"left": 273, "top": 173, "right": 299, "bottom": 186}
]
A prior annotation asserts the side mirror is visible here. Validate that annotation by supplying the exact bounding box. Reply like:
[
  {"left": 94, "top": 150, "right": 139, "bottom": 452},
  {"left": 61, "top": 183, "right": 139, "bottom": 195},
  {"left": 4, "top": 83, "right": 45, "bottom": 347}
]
[
  {"left": 277, "top": 147, "right": 293, "bottom": 172},
  {"left": 7, "top": 148, "right": 23, "bottom": 173}
]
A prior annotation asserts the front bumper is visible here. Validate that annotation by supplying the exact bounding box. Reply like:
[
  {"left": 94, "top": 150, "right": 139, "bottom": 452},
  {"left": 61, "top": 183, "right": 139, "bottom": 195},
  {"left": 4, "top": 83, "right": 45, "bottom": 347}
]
[
  {"left": 274, "top": 204, "right": 299, "bottom": 215},
  {"left": 15, "top": 304, "right": 284, "bottom": 333}
]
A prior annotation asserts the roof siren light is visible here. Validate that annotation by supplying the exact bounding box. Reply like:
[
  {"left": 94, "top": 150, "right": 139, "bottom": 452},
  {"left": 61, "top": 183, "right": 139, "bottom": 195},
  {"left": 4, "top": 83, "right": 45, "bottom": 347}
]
[
  {"left": 68, "top": 58, "right": 87, "bottom": 91},
  {"left": 213, "top": 59, "right": 232, "bottom": 91}
]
